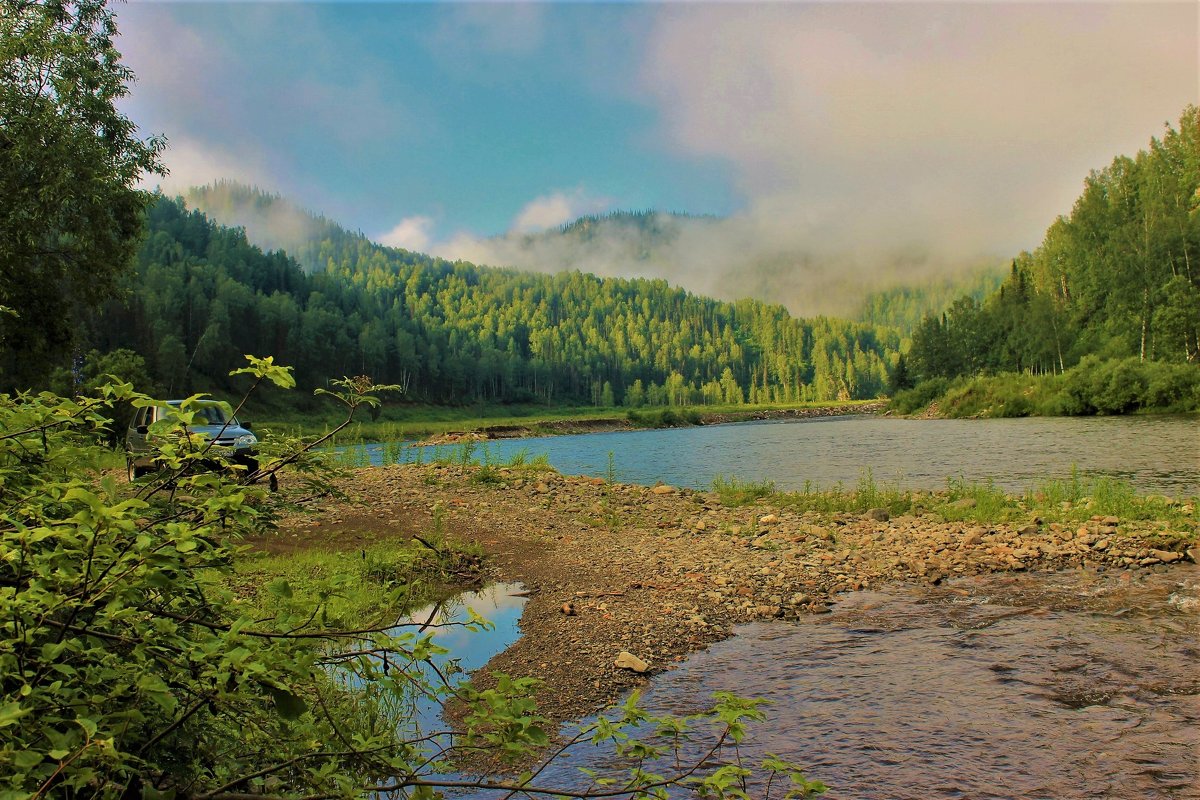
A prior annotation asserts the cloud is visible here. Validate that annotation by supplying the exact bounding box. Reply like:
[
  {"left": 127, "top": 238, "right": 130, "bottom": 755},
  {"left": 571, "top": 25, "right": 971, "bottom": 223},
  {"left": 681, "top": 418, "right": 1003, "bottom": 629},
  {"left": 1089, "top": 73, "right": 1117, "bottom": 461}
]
[
  {"left": 431, "top": 4, "right": 1200, "bottom": 319},
  {"left": 378, "top": 215, "right": 436, "bottom": 252},
  {"left": 640, "top": 3, "right": 1197, "bottom": 257},
  {"left": 139, "top": 136, "right": 271, "bottom": 196},
  {"left": 511, "top": 189, "right": 612, "bottom": 233},
  {"left": 117, "top": 4, "right": 418, "bottom": 196}
]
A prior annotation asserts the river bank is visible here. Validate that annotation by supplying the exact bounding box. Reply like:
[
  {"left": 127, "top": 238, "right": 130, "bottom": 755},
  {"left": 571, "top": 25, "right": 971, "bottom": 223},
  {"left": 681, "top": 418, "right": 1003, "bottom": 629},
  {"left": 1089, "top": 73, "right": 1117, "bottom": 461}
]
[
  {"left": 273, "top": 463, "right": 1197, "bottom": 728},
  {"left": 415, "top": 400, "right": 886, "bottom": 445}
]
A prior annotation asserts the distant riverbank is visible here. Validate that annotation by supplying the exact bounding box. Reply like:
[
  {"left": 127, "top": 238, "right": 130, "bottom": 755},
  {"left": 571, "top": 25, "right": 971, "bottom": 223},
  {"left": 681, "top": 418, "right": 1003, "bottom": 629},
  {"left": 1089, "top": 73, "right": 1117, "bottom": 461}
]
[
  {"left": 415, "top": 400, "right": 887, "bottom": 445},
  {"left": 265, "top": 399, "right": 885, "bottom": 446}
]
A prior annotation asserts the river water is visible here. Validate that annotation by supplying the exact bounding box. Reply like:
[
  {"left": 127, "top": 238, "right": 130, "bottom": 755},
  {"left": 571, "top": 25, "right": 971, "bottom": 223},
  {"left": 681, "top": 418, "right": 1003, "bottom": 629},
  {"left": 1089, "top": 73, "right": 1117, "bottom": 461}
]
[
  {"left": 363, "top": 414, "right": 1200, "bottom": 496},
  {"left": 507, "top": 566, "right": 1200, "bottom": 799}
]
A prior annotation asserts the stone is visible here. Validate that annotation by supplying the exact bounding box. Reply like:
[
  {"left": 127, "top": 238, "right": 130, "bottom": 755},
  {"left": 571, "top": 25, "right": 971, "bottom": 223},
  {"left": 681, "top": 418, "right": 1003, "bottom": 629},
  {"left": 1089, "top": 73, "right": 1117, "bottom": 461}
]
[
  {"left": 614, "top": 651, "right": 650, "bottom": 673},
  {"left": 1149, "top": 549, "right": 1182, "bottom": 564},
  {"left": 1188, "top": 547, "right": 1199, "bottom": 563},
  {"left": 1016, "top": 524, "right": 1039, "bottom": 537},
  {"left": 651, "top": 484, "right": 674, "bottom": 495},
  {"left": 962, "top": 527, "right": 987, "bottom": 547},
  {"left": 1093, "top": 539, "right": 1110, "bottom": 551},
  {"left": 864, "top": 508, "right": 890, "bottom": 522},
  {"left": 561, "top": 602, "right": 577, "bottom": 616},
  {"left": 759, "top": 514, "right": 779, "bottom": 525},
  {"left": 1102, "top": 516, "right": 1120, "bottom": 526}
]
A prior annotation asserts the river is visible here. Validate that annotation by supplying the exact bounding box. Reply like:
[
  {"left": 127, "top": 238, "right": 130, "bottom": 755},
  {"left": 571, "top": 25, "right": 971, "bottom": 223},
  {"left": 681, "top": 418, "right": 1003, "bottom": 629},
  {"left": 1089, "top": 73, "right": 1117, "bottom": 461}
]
[
  {"left": 439, "top": 567, "right": 1199, "bottom": 799},
  {"left": 355, "top": 415, "right": 1199, "bottom": 797},
  {"left": 356, "top": 414, "right": 1200, "bottom": 496}
]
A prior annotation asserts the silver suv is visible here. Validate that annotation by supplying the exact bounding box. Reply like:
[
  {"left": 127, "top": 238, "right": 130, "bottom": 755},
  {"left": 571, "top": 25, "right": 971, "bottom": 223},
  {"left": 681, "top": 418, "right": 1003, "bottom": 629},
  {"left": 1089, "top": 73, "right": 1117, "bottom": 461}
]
[{"left": 125, "top": 400, "right": 260, "bottom": 482}]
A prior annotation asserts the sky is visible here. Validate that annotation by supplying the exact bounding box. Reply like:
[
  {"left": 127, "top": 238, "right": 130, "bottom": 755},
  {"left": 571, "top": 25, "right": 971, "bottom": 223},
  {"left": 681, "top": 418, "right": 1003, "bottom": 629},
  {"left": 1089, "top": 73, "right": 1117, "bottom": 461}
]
[{"left": 117, "top": 1, "right": 1199, "bottom": 313}]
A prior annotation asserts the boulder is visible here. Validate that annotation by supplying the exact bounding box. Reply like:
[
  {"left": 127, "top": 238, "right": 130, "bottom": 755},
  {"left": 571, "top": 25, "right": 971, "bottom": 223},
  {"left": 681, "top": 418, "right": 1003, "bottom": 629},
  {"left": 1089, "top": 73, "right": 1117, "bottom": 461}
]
[
  {"left": 759, "top": 513, "right": 779, "bottom": 525},
  {"left": 651, "top": 484, "right": 675, "bottom": 495},
  {"left": 1149, "top": 549, "right": 1182, "bottom": 564},
  {"left": 864, "top": 508, "right": 890, "bottom": 522},
  {"left": 962, "top": 527, "right": 987, "bottom": 547},
  {"left": 614, "top": 651, "right": 650, "bottom": 673}
]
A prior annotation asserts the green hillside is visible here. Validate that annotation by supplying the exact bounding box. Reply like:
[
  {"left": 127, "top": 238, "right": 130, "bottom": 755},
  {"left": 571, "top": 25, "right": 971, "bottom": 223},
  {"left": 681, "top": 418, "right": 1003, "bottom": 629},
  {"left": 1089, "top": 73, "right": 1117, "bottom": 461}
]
[{"left": 74, "top": 195, "right": 900, "bottom": 409}]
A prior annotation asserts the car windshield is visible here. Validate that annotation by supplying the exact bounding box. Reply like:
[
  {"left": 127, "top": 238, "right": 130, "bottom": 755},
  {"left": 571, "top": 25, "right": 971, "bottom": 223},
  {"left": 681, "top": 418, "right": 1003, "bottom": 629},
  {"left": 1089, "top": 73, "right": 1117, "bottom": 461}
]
[
  {"left": 195, "top": 406, "right": 229, "bottom": 425},
  {"left": 167, "top": 404, "right": 230, "bottom": 426}
]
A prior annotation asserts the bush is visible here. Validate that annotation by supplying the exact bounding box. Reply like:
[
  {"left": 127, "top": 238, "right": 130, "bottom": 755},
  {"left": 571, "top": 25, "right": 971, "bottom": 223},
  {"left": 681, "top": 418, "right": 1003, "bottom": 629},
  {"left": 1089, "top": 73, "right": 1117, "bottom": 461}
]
[
  {"left": 901, "top": 358, "right": 1200, "bottom": 418},
  {"left": 890, "top": 378, "right": 950, "bottom": 414},
  {"left": 0, "top": 360, "right": 823, "bottom": 799}
]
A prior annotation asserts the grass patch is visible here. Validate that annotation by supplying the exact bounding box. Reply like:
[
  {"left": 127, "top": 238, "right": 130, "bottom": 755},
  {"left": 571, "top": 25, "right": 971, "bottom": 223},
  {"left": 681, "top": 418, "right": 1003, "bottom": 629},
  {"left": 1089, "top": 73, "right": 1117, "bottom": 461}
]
[
  {"left": 230, "top": 538, "right": 482, "bottom": 630},
  {"left": 711, "top": 468, "right": 1198, "bottom": 532},
  {"left": 712, "top": 475, "right": 777, "bottom": 506}
]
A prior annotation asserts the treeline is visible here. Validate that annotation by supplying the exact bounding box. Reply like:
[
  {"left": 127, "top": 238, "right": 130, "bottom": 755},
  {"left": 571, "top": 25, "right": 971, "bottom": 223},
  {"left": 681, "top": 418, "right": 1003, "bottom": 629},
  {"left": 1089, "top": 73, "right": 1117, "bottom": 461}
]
[
  {"left": 903, "top": 106, "right": 1200, "bottom": 390},
  {"left": 855, "top": 266, "right": 1003, "bottom": 337},
  {"left": 76, "top": 195, "right": 900, "bottom": 408}
]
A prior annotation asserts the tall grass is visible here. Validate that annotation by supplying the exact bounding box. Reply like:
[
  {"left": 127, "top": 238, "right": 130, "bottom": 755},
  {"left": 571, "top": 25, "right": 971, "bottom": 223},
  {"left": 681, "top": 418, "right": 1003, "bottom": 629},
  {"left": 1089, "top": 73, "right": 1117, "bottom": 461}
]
[{"left": 711, "top": 467, "right": 1197, "bottom": 530}]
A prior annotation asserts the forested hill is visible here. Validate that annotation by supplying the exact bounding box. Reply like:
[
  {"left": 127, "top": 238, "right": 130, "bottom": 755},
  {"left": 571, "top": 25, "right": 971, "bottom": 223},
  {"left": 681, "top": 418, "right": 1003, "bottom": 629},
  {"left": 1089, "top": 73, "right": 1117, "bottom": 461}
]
[
  {"left": 82, "top": 196, "right": 901, "bottom": 407},
  {"left": 904, "top": 105, "right": 1200, "bottom": 382}
]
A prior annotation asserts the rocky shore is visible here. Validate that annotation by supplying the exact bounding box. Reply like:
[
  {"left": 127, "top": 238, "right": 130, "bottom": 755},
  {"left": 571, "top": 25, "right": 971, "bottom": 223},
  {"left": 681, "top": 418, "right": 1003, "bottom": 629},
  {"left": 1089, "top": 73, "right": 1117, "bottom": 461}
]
[{"left": 273, "top": 463, "right": 1197, "bottom": 727}]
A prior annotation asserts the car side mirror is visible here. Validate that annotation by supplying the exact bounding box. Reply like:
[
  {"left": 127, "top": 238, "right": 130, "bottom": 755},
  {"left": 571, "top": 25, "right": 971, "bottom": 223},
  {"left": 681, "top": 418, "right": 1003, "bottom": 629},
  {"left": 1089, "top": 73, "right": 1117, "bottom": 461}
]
[{"left": 241, "top": 421, "right": 252, "bottom": 431}]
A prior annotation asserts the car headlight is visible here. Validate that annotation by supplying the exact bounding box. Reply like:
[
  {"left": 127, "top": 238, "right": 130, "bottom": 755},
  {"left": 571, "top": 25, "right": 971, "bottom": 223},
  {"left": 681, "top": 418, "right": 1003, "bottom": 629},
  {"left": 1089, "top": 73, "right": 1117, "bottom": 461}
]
[{"left": 235, "top": 433, "right": 258, "bottom": 448}]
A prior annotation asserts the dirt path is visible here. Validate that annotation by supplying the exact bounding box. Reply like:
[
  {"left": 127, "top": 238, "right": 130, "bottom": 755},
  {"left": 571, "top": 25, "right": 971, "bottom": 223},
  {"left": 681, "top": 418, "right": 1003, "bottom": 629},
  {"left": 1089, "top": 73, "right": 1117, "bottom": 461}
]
[{"left": 274, "top": 463, "right": 1196, "bottom": 727}]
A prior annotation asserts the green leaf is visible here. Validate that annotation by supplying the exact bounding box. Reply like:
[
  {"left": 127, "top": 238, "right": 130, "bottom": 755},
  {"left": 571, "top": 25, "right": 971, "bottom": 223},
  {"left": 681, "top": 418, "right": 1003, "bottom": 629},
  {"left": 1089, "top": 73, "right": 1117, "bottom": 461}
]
[
  {"left": 268, "top": 686, "right": 308, "bottom": 720},
  {"left": 266, "top": 578, "right": 293, "bottom": 599},
  {"left": 0, "top": 701, "right": 28, "bottom": 728}
]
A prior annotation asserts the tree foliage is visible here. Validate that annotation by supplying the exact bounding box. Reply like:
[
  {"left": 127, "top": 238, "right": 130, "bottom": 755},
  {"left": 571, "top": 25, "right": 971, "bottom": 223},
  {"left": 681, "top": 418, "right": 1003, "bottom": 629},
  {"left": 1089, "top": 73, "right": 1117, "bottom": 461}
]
[
  {"left": 907, "top": 106, "right": 1200, "bottom": 385},
  {"left": 0, "top": 0, "right": 164, "bottom": 390}
]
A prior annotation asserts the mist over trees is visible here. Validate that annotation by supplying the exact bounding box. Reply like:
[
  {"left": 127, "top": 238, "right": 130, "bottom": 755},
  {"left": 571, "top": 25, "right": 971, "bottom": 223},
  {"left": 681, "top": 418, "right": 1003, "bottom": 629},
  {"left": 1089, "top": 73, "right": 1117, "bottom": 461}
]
[
  {"left": 76, "top": 193, "right": 900, "bottom": 407},
  {"left": 907, "top": 106, "right": 1200, "bottom": 383}
]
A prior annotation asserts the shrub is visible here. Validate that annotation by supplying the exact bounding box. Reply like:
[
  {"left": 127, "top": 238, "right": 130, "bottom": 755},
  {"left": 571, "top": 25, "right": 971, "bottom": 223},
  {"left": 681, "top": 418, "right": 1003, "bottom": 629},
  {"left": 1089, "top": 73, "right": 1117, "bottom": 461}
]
[{"left": 0, "top": 359, "right": 822, "bottom": 799}]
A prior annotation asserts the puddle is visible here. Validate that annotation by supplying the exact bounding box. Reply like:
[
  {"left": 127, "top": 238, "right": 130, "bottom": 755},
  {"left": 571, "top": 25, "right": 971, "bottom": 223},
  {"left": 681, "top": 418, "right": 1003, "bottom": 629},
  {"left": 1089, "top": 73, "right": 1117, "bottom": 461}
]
[
  {"left": 335, "top": 582, "right": 528, "bottom": 741},
  {"left": 397, "top": 581, "right": 528, "bottom": 675}
]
